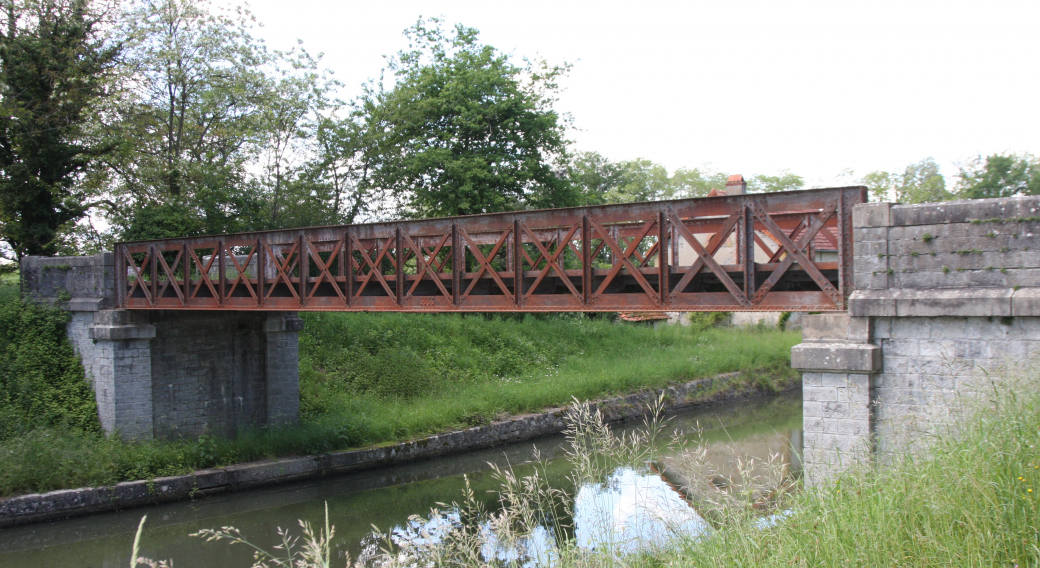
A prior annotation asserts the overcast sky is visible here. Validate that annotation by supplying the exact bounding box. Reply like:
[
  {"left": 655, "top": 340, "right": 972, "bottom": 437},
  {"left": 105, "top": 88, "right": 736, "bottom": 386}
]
[{"left": 227, "top": 0, "right": 1040, "bottom": 187}]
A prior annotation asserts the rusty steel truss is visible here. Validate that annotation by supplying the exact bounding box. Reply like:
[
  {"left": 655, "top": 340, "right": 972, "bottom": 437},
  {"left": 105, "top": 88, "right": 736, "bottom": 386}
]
[{"left": 114, "top": 187, "right": 866, "bottom": 312}]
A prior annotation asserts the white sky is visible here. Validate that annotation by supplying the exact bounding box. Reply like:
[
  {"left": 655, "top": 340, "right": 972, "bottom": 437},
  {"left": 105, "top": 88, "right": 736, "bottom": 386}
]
[{"left": 230, "top": 0, "right": 1040, "bottom": 187}]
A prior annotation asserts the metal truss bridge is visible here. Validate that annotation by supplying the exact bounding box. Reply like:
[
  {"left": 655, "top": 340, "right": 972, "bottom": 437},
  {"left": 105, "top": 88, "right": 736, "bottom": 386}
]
[{"left": 115, "top": 186, "right": 865, "bottom": 312}]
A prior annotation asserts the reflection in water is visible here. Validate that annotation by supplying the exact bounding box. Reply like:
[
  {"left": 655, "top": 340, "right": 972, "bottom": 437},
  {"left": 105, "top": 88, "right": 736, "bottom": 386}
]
[
  {"left": 574, "top": 468, "right": 708, "bottom": 554},
  {"left": 387, "top": 468, "right": 709, "bottom": 567},
  {"left": 0, "top": 391, "right": 801, "bottom": 568}
]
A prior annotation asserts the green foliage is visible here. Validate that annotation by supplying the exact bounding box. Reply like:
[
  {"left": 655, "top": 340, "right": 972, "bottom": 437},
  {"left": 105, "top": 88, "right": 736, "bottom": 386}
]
[
  {"left": 0, "top": 296, "right": 100, "bottom": 439},
  {"left": 862, "top": 158, "right": 952, "bottom": 204},
  {"left": 119, "top": 200, "right": 205, "bottom": 241},
  {"left": 747, "top": 170, "right": 804, "bottom": 193},
  {"left": 0, "top": 0, "right": 118, "bottom": 258},
  {"left": 896, "top": 157, "right": 951, "bottom": 203},
  {"left": 957, "top": 152, "right": 1040, "bottom": 199},
  {"left": 361, "top": 18, "right": 577, "bottom": 218},
  {"left": 568, "top": 151, "right": 730, "bottom": 205}
]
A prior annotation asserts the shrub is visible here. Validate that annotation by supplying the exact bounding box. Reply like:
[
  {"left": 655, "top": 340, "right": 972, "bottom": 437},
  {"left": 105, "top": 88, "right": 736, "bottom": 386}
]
[{"left": 0, "top": 297, "right": 100, "bottom": 439}]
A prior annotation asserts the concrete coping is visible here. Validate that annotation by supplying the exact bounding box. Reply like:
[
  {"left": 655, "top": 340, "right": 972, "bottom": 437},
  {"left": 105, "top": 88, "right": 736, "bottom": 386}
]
[
  {"left": 847, "top": 288, "right": 1038, "bottom": 317},
  {"left": 89, "top": 324, "right": 157, "bottom": 341},
  {"left": 66, "top": 298, "right": 107, "bottom": 312},
  {"left": 853, "top": 196, "right": 1040, "bottom": 228},
  {"left": 790, "top": 342, "right": 882, "bottom": 374}
]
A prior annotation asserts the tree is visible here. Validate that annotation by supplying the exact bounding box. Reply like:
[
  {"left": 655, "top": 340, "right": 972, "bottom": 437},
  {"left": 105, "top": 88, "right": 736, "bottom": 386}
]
[
  {"left": 568, "top": 151, "right": 625, "bottom": 206},
  {"left": 747, "top": 170, "right": 804, "bottom": 193},
  {"left": 861, "top": 158, "right": 951, "bottom": 204},
  {"left": 361, "top": 19, "right": 577, "bottom": 218},
  {"left": 0, "top": 0, "right": 117, "bottom": 259},
  {"left": 895, "top": 158, "right": 950, "bottom": 204},
  {"left": 568, "top": 151, "right": 728, "bottom": 205},
  {"left": 100, "top": 0, "right": 273, "bottom": 239},
  {"left": 957, "top": 153, "right": 1040, "bottom": 199},
  {"left": 861, "top": 170, "right": 897, "bottom": 202}
]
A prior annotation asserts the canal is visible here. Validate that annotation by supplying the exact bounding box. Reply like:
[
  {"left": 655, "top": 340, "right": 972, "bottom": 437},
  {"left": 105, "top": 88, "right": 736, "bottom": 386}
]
[{"left": 0, "top": 391, "right": 801, "bottom": 567}]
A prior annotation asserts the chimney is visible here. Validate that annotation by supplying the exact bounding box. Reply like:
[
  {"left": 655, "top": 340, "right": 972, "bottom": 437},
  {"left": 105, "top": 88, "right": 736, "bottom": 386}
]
[{"left": 725, "top": 174, "right": 746, "bottom": 195}]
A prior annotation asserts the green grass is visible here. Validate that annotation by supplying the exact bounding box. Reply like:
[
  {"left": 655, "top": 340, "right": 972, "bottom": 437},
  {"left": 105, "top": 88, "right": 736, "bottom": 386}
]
[
  {"left": 297, "top": 311, "right": 799, "bottom": 445},
  {"left": 0, "top": 288, "right": 799, "bottom": 497},
  {"left": 650, "top": 378, "right": 1040, "bottom": 567}
]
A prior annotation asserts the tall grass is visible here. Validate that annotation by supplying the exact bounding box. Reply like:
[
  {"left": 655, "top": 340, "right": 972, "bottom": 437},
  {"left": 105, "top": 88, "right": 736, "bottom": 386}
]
[{"left": 661, "top": 371, "right": 1040, "bottom": 567}]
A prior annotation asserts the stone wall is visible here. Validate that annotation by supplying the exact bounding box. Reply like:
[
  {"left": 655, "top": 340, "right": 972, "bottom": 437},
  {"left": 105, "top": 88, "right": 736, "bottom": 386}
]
[
  {"left": 793, "top": 196, "right": 1040, "bottom": 485},
  {"left": 20, "top": 252, "right": 115, "bottom": 311},
  {"left": 20, "top": 253, "right": 303, "bottom": 441}
]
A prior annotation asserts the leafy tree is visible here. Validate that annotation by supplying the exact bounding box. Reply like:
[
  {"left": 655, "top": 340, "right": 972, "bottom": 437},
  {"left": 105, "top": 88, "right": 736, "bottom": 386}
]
[
  {"left": 669, "top": 167, "right": 729, "bottom": 198},
  {"left": 862, "top": 158, "right": 950, "bottom": 204},
  {"left": 568, "top": 151, "right": 625, "bottom": 205},
  {"left": 568, "top": 151, "right": 727, "bottom": 205},
  {"left": 100, "top": 0, "right": 274, "bottom": 239},
  {"left": 361, "top": 19, "right": 577, "bottom": 218},
  {"left": 957, "top": 153, "right": 1040, "bottom": 199},
  {"left": 895, "top": 158, "right": 950, "bottom": 204},
  {"left": 861, "top": 170, "right": 897, "bottom": 202},
  {"left": 0, "top": 0, "right": 117, "bottom": 259},
  {"left": 300, "top": 112, "right": 387, "bottom": 225},
  {"left": 748, "top": 170, "right": 804, "bottom": 193}
]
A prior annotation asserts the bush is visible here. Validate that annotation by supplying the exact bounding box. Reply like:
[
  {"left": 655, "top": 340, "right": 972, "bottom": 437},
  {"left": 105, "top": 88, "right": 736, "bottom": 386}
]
[{"left": 0, "top": 296, "right": 100, "bottom": 439}]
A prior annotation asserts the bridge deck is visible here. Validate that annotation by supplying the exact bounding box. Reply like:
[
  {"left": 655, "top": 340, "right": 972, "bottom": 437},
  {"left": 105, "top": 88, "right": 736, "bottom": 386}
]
[{"left": 115, "top": 187, "right": 865, "bottom": 312}]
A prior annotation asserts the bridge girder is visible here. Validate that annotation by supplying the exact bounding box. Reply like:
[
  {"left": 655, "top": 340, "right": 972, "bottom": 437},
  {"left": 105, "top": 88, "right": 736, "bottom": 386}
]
[{"left": 115, "top": 187, "right": 865, "bottom": 312}]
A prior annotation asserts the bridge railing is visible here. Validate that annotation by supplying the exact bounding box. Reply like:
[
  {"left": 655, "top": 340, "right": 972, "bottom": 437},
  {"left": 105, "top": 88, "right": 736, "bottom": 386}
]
[{"left": 114, "top": 187, "right": 865, "bottom": 312}]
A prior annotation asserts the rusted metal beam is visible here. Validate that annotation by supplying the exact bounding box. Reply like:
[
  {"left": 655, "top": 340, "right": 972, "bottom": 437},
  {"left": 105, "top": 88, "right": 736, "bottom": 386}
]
[{"left": 114, "top": 187, "right": 866, "bottom": 312}]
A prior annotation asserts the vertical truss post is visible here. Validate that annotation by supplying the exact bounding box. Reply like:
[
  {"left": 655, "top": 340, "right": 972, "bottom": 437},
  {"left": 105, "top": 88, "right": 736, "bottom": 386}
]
[
  {"left": 299, "top": 234, "right": 309, "bottom": 307},
  {"left": 513, "top": 219, "right": 523, "bottom": 307},
  {"left": 217, "top": 239, "right": 226, "bottom": 307},
  {"left": 182, "top": 244, "right": 190, "bottom": 307},
  {"left": 340, "top": 232, "right": 348, "bottom": 307},
  {"left": 345, "top": 231, "right": 354, "bottom": 306},
  {"left": 658, "top": 210, "right": 669, "bottom": 305},
  {"left": 506, "top": 231, "right": 514, "bottom": 271},
  {"left": 671, "top": 224, "right": 679, "bottom": 268},
  {"left": 257, "top": 238, "right": 265, "bottom": 308},
  {"left": 148, "top": 244, "right": 157, "bottom": 304},
  {"left": 451, "top": 223, "right": 461, "bottom": 307},
  {"left": 582, "top": 214, "right": 591, "bottom": 307},
  {"left": 838, "top": 190, "right": 851, "bottom": 305},
  {"left": 743, "top": 205, "right": 756, "bottom": 301},
  {"left": 395, "top": 226, "right": 403, "bottom": 306}
]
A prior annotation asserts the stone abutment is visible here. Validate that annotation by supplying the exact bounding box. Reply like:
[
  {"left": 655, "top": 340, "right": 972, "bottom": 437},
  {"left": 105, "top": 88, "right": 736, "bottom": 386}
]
[{"left": 793, "top": 197, "right": 1040, "bottom": 484}]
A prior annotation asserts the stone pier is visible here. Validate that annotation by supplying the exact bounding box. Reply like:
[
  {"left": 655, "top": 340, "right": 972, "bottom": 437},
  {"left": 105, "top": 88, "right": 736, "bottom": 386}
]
[{"left": 21, "top": 254, "right": 302, "bottom": 440}]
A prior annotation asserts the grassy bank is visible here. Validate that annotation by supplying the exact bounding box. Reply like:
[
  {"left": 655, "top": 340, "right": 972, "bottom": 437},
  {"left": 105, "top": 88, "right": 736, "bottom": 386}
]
[
  {"left": 298, "top": 311, "right": 799, "bottom": 445},
  {"left": 0, "top": 277, "right": 799, "bottom": 497}
]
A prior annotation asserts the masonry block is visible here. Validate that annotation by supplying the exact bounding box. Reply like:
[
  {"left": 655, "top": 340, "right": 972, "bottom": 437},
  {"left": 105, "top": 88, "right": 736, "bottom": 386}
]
[{"left": 852, "top": 202, "right": 893, "bottom": 228}]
